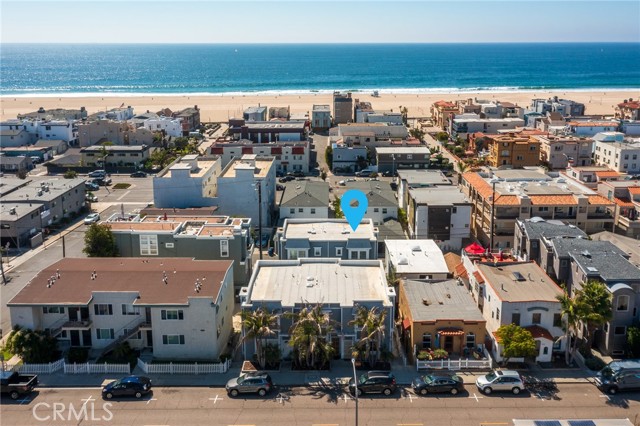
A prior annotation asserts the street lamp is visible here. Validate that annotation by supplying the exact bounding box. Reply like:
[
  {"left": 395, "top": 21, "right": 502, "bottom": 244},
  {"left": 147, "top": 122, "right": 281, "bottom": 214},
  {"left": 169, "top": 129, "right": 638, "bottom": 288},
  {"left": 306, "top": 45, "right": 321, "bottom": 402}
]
[
  {"left": 391, "top": 154, "right": 395, "bottom": 181},
  {"left": 351, "top": 358, "right": 359, "bottom": 426}
]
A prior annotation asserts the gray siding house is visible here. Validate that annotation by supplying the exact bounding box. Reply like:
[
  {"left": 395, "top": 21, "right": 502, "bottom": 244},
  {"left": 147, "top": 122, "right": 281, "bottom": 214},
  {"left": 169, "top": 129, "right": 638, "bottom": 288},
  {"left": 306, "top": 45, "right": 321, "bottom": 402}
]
[{"left": 513, "top": 218, "right": 587, "bottom": 265}]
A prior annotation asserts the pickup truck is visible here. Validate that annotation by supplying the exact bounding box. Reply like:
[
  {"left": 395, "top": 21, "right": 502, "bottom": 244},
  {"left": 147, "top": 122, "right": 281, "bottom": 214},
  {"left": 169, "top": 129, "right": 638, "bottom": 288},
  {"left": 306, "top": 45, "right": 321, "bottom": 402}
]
[{"left": 1, "top": 370, "right": 38, "bottom": 400}]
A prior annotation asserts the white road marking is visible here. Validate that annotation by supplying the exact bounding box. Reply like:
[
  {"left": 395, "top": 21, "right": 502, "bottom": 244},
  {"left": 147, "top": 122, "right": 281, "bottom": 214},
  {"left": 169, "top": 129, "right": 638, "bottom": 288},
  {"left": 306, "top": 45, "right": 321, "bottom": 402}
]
[
  {"left": 81, "top": 395, "right": 95, "bottom": 407},
  {"left": 209, "top": 394, "right": 223, "bottom": 404},
  {"left": 146, "top": 397, "right": 158, "bottom": 404},
  {"left": 599, "top": 394, "right": 611, "bottom": 401},
  {"left": 17, "top": 397, "right": 31, "bottom": 405},
  {"left": 117, "top": 190, "right": 131, "bottom": 200},
  {"left": 468, "top": 392, "right": 483, "bottom": 402},
  {"left": 276, "top": 394, "right": 287, "bottom": 404},
  {"left": 405, "top": 392, "right": 414, "bottom": 403}
]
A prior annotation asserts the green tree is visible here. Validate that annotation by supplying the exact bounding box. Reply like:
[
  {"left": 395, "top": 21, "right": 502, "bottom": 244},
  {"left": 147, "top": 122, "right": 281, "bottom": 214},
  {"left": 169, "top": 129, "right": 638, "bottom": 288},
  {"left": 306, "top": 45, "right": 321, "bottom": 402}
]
[
  {"left": 456, "top": 162, "right": 469, "bottom": 185},
  {"left": 286, "top": 303, "right": 334, "bottom": 369},
  {"left": 409, "top": 128, "right": 425, "bottom": 141},
  {"left": 349, "top": 306, "right": 387, "bottom": 367},
  {"left": 627, "top": 325, "right": 640, "bottom": 357},
  {"left": 557, "top": 292, "right": 585, "bottom": 365},
  {"left": 400, "top": 106, "right": 409, "bottom": 125},
  {"left": 239, "top": 308, "right": 279, "bottom": 369},
  {"left": 320, "top": 168, "right": 327, "bottom": 181},
  {"left": 332, "top": 198, "right": 344, "bottom": 219},
  {"left": 64, "top": 169, "right": 78, "bottom": 179},
  {"left": 83, "top": 223, "right": 119, "bottom": 257},
  {"left": 495, "top": 324, "right": 536, "bottom": 365},
  {"left": 578, "top": 280, "right": 612, "bottom": 350},
  {"left": 5, "top": 326, "right": 58, "bottom": 363},
  {"left": 173, "top": 137, "right": 190, "bottom": 151},
  {"left": 325, "top": 146, "right": 333, "bottom": 170},
  {"left": 149, "top": 148, "right": 174, "bottom": 169},
  {"left": 435, "top": 132, "right": 449, "bottom": 142},
  {"left": 397, "top": 208, "right": 408, "bottom": 231}
]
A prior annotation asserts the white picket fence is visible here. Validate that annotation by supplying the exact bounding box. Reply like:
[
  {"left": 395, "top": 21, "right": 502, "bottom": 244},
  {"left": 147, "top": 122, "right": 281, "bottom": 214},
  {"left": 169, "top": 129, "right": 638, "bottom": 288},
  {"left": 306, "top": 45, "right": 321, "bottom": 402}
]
[
  {"left": 5, "top": 358, "right": 65, "bottom": 374},
  {"left": 64, "top": 362, "right": 131, "bottom": 374},
  {"left": 416, "top": 348, "right": 494, "bottom": 371},
  {"left": 137, "top": 358, "right": 231, "bottom": 374}
]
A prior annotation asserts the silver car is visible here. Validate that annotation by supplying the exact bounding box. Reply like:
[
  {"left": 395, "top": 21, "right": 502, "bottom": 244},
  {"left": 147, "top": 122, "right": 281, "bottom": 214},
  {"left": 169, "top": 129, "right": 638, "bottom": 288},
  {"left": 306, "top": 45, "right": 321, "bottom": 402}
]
[
  {"left": 225, "top": 372, "right": 273, "bottom": 397},
  {"left": 475, "top": 370, "right": 525, "bottom": 395}
]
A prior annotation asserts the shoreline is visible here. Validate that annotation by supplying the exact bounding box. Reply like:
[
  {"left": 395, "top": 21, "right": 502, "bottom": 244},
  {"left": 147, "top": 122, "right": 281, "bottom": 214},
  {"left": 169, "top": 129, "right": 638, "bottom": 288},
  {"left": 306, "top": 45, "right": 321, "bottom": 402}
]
[{"left": 2, "top": 89, "right": 639, "bottom": 122}]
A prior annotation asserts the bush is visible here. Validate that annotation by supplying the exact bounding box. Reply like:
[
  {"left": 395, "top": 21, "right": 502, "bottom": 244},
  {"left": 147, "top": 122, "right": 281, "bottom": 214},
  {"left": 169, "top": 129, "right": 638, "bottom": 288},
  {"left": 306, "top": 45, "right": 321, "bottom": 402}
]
[
  {"left": 584, "top": 356, "right": 606, "bottom": 371},
  {"left": 67, "top": 347, "right": 89, "bottom": 363}
]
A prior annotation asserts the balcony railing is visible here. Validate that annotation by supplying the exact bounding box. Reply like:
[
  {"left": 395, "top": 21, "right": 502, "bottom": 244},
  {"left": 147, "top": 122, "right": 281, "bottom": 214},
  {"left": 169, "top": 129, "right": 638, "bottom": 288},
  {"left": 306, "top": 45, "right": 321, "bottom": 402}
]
[{"left": 61, "top": 320, "right": 92, "bottom": 330}]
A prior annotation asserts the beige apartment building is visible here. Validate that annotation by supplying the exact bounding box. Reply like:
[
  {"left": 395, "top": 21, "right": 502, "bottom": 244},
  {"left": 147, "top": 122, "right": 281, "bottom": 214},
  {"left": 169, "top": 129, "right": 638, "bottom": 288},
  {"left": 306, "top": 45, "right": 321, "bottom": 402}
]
[
  {"left": 461, "top": 170, "right": 615, "bottom": 250},
  {"left": 487, "top": 134, "right": 541, "bottom": 168},
  {"left": 536, "top": 135, "right": 594, "bottom": 169},
  {"left": 430, "top": 100, "right": 458, "bottom": 129}
]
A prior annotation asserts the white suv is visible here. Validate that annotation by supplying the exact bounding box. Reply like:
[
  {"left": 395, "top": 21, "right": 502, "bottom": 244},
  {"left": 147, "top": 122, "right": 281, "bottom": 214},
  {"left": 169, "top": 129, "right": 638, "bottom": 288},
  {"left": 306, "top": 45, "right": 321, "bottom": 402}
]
[{"left": 475, "top": 370, "right": 525, "bottom": 395}]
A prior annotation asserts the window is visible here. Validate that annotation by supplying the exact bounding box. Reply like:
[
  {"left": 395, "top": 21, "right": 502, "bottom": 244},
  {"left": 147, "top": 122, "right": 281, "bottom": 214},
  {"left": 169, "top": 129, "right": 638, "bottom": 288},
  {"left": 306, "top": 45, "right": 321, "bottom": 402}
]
[
  {"left": 123, "top": 329, "right": 142, "bottom": 339},
  {"left": 290, "top": 208, "right": 295, "bottom": 214},
  {"left": 553, "top": 313, "right": 562, "bottom": 327},
  {"left": 161, "top": 309, "right": 184, "bottom": 320},
  {"left": 121, "top": 304, "right": 139, "bottom": 315},
  {"left": 96, "top": 329, "right": 114, "bottom": 340},
  {"left": 538, "top": 207, "right": 549, "bottom": 212},
  {"left": 407, "top": 154, "right": 413, "bottom": 160},
  {"left": 373, "top": 208, "right": 379, "bottom": 213},
  {"left": 220, "top": 240, "right": 229, "bottom": 258},
  {"left": 298, "top": 208, "right": 303, "bottom": 213},
  {"left": 616, "top": 295, "right": 630, "bottom": 311},
  {"left": 140, "top": 235, "right": 158, "bottom": 256},
  {"left": 314, "top": 247, "right": 322, "bottom": 256},
  {"left": 162, "top": 335, "right": 185, "bottom": 345},
  {"left": 530, "top": 146, "right": 537, "bottom": 151},
  {"left": 614, "top": 326, "right": 626, "bottom": 335},
  {"left": 335, "top": 247, "right": 343, "bottom": 256},
  {"left": 42, "top": 306, "right": 65, "bottom": 314},
  {"left": 511, "top": 313, "right": 521, "bottom": 326},
  {"left": 310, "top": 208, "right": 316, "bottom": 214},
  {"left": 466, "top": 332, "right": 475, "bottom": 349},
  {"left": 496, "top": 308, "right": 500, "bottom": 320},
  {"left": 422, "top": 333, "right": 432, "bottom": 349},
  {"left": 532, "top": 313, "right": 542, "bottom": 324},
  {"left": 516, "top": 156, "right": 524, "bottom": 161},
  {"left": 94, "top": 304, "right": 113, "bottom": 315}
]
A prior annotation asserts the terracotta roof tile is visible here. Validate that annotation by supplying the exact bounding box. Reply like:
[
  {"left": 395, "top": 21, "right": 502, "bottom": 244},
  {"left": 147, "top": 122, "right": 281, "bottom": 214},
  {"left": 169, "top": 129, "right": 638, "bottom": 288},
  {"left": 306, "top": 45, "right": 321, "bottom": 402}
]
[
  {"left": 495, "top": 195, "right": 520, "bottom": 206},
  {"left": 528, "top": 195, "right": 578, "bottom": 206},
  {"left": 473, "top": 271, "right": 484, "bottom": 284},
  {"left": 454, "top": 263, "right": 469, "bottom": 280},
  {"left": 614, "top": 197, "right": 635, "bottom": 207},
  {"left": 587, "top": 195, "right": 614, "bottom": 205},
  {"left": 628, "top": 187, "right": 640, "bottom": 195},
  {"left": 463, "top": 172, "right": 522, "bottom": 206},
  {"left": 595, "top": 171, "right": 621, "bottom": 178},
  {"left": 434, "top": 100, "right": 457, "bottom": 108},
  {"left": 524, "top": 325, "right": 554, "bottom": 341},
  {"left": 618, "top": 101, "right": 640, "bottom": 109}
]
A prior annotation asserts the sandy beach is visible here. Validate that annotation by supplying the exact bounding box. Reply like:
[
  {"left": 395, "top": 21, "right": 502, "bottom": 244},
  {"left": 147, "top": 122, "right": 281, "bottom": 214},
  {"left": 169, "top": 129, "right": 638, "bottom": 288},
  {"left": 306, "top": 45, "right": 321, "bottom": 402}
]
[{"left": 1, "top": 90, "right": 639, "bottom": 123}]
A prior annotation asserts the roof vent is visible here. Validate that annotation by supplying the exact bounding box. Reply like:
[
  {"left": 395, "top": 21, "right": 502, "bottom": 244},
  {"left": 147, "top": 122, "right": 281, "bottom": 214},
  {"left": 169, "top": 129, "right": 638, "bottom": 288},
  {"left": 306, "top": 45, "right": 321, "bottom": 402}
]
[
  {"left": 306, "top": 276, "right": 314, "bottom": 287},
  {"left": 512, "top": 272, "right": 526, "bottom": 281},
  {"left": 587, "top": 266, "right": 599, "bottom": 272},
  {"left": 422, "top": 299, "right": 430, "bottom": 306},
  {"left": 411, "top": 245, "right": 421, "bottom": 252},
  {"left": 582, "top": 250, "right": 591, "bottom": 258},
  {"left": 398, "top": 257, "right": 409, "bottom": 265}
]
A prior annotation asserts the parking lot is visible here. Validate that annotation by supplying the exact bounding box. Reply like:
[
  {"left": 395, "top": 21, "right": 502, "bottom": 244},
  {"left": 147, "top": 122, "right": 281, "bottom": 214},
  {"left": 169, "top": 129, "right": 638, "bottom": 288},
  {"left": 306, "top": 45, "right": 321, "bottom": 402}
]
[{"left": 2, "top": 382, "right": 638, "bottom": 426}]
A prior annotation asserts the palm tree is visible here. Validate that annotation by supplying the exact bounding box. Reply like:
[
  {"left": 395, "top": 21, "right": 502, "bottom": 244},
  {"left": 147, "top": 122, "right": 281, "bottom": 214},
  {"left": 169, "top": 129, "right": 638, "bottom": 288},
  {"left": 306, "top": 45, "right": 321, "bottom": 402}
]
[
  {"left": 239, "top": 308, "right": 279, "bottom": 369},
  {"left": 578, "top": 280, "right": 612, "bottom": 351},
  {"left": 286, "top": 303, "right": 334, "bottom": 369},
  {"left": 556, "top": 292, "right": 585, "bottom": 365},
  {"left": 350, "top": 306, "right": 387, "bottom": 368},
  {"left": 456, "top": 162, "right": 469, "bottom": 184}
]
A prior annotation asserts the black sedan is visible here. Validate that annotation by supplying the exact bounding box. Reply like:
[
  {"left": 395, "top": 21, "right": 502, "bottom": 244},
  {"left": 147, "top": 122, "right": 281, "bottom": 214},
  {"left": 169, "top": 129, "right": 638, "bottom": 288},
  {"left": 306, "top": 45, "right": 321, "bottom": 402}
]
[
  {"left": 102, "top": 376, "right": 152, "bottom": 399},
  {"left": 278, "top": 176, "right": 295, "bottom": 183},
  {"left": 130, "top": 171, "right": 147, "bottom": 178},
  {"left": 411, "top": 373, "right": 464, "bottom": 396}
]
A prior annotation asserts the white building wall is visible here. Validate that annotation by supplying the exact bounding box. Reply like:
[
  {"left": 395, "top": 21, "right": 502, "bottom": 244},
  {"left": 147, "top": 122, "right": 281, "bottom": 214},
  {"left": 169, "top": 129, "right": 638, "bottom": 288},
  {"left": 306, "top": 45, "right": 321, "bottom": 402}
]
[
  {"left": 144, "top": 118, "right": 183, "bottom": 138},
  {"left": 594, "top": 141, "right": 640, "bottom": 173},
  {"left": 10, "top": 306, "right": 39, "bottom": 330},
  {"left": 153, "top": 160, "right": 221, "bottom": 208},
  {"left": 90, "top": 292, "right": 142, "bottom": 350},
  {"left": 364, "top": 206, "right": 396, "bottom": 225},
  {"left": 36, "top": 122, "right": 75, "bottom": 142},
  {"left": 279, "top": 206, "right": 329, "bottom": 220}
]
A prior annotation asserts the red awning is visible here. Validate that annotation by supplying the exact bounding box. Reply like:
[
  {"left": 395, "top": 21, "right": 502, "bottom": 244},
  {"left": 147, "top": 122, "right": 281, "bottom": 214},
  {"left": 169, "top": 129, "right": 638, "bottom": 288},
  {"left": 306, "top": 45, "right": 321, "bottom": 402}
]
[
  {"left": 464, "top": 242, "right": 485, "bottom": 255},
  {"left": 524, "top": 325, "right": 554, "bottom": 341},
  {"left": 402, "top": 318, "right": 412, "bottom": 330},
  {"left": 437, "top": 328, "right": 465, "bottom": 336}
]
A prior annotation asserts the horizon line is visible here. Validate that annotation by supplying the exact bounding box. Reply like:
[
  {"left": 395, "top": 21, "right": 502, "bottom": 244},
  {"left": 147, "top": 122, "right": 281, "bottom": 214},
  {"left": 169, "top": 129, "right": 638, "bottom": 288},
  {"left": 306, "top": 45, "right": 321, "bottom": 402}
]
[{"left": 2, "top": 41, "right": 639, "bottom": 45}]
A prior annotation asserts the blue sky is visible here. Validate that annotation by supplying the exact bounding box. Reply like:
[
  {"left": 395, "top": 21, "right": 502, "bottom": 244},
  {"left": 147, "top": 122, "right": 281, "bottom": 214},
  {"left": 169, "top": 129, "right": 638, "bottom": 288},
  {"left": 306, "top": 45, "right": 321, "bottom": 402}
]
[{"left": 2, "top": 1, "right": 639, "bottom": 43}]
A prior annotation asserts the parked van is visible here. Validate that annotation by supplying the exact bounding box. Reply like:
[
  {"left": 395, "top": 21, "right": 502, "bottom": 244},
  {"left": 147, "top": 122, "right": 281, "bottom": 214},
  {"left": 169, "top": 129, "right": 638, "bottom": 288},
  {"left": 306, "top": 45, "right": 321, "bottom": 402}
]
[
  {"left": 594, "top": 359, "right": 640, "bottom": 394},
  {"left": 356, "top": 166, "right": 378, "bottom": 177}
]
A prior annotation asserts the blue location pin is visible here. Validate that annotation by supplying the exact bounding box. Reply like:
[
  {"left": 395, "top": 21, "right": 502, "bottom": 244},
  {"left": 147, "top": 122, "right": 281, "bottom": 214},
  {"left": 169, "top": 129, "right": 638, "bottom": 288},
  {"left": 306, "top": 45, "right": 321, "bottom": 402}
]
[{"left": 341, "top": 189, "right": 368, "bottom": 231}]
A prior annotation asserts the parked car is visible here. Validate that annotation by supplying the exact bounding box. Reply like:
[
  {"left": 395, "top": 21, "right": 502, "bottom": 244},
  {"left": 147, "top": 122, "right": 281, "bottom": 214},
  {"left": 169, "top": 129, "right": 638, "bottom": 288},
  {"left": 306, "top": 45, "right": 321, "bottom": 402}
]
[
  {"left": 279, "top": 176, "right": 294, "bottom": 183},
  {"left": 225, "top": 372, "right": 273, "bottom": 397},
  {"left": 84, "top": 213, "right": 100, "bottom": 224},
  {"left": 338, "top": 180, "right": 346, "bottom": 186},
  {"left": 92, "top": 177, "right": 112, "bottom": 186},
  {"left": 287, "top": 171, "right": 305, "bottom": 178},
  {"left": 85, "top": 193, "right": 98, "bottom": 202},
  {"left": 130, "top": 171, "right": 147, "bottom": 178},
  {"left": 85, "top": 181, "right": 100, "bottom": 191},
  {"left": 412, "top": 373, "right": 464, "bottom": 396},
  {"left": 1, "top": 371, "right": 38, "bottom": 400},
  {"left": 102, "top": 376, "right": 152, "bottom": 399},
  {"left": 257, "top": 234, "right": 270, "bottom": 248},
  {"left": 276, "top": 184, "right": 285, "bottom": 191},
  {"left": 595, "top": 359, "right": 640, "bottom": 394},
  {"left": 88, "top": 170, "right": 107, "bottom": 178},
  {"left": 475, "top": 370, "right": 525, "bottom": 395},
  {"left": 348, "top": 371, "right": 397, "bottom": 396}
]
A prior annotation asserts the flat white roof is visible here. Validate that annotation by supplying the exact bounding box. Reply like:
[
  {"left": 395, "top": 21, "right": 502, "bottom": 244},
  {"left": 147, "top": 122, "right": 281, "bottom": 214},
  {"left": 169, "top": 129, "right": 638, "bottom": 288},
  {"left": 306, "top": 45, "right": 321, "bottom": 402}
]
[
  {"left": 385, "top": 240, "right": 448, "bottom": 275},
  {"left": 245, "top": 259, "right": 392, "bottom": 307},
  {"left": 375, "top": 147, "right": 430, "bottom": 154},
  {"left": 281, "top": 219, "right": 376, "bottom": 241}
]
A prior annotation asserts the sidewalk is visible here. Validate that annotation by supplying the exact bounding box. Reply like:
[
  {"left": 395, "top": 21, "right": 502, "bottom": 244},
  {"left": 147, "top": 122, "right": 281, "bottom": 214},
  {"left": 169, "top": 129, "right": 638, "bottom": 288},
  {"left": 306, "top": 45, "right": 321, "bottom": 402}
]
[{"left": 35, "top": 359, "right": 594, "bottom": 388}]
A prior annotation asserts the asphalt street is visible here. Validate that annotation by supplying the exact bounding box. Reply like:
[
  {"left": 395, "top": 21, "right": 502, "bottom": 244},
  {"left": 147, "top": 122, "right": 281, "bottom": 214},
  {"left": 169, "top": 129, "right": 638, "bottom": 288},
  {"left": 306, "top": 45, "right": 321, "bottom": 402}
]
[{"left": 2, "top": 383, "right": 638, "bottom": 426}]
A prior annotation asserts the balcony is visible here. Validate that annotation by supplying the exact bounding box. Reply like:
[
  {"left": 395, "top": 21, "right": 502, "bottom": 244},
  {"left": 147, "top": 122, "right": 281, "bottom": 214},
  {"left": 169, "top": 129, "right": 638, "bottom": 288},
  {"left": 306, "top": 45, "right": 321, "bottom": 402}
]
[
  {"left": 138, "top": 321, "right": 152, "bottom": 330},
  {"left": 61, "top": 320, "right": 92, "bottom": 330}
]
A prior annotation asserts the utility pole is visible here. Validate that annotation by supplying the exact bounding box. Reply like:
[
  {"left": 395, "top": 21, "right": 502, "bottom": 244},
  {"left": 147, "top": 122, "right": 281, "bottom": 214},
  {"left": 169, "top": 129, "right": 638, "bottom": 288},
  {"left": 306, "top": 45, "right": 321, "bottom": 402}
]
[
  {"left": 62, "top": 234, "right": 66, "bottom": 258},
  {"left": 257, "top": 182, "right": 263, "bottom": 260},
  {"left": 0, "top": 246, "right": 6, "bottom": 285}
]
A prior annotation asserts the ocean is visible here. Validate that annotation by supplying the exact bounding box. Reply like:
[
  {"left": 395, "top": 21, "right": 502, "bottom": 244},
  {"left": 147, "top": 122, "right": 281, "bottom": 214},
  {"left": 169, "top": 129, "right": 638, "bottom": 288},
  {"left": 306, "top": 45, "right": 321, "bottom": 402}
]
[{"left": 1, "top": 43, "right": 639, "bottom": 96}]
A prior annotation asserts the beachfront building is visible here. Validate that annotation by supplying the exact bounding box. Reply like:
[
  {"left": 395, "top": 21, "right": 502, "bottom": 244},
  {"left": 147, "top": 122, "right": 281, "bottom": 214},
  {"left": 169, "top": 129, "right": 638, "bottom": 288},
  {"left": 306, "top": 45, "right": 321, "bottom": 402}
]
[
  {"left": 353, "top": 100, "right": 403, "bottom": 125},
  {"left": 311, "top": 105, "right": 331, "bottom": 131},
  {"left": 398, "top": 279, "right": 486, "bottom": 362},
  {"left": 513, "top": 217, "right": 587, "bottom": 265},
  {"left": 486, "top": 133, "right": 541, "bottom": 168},
  {"left": 596, "top": 180, "right": 640, "bottom": 237},
  {"left": 274, "top": 218, "right": 378, "bottom": 260},
  {"left": 536, "top": 135, "right": 594, "bottom": 169},
  {"left": 269, "top": 106, "right": 290, "bottom": 120},
  {"left": 430, "top": 100, "right": 458, "bottom": 130},
  {"left": 354, "top": 100, "right": 374, "bottom": 123},
  {"left": 279, "top": 181, "right": 330, "bottom": 220},
  {"left": 153, "top": 155, "right": 222, "bottom": 208},
  {"left": 475, "top": 261, "right": 565, "bottom": 363},
  {"left": 461, "top": 170, "right": 615, "bottom": 250},
  {"left": 331, "top": 143, "right": 368, "bottom": 174},
  {"left": 375, "top": 147, "right": 431, "bottom": 174},
  {"left": 385, "top": 239, "right": 449, "bottom": 280},
  {"left": 89, "top": 106, "right": 135, "bottom": 121},
  {"left": 568, "top": 121, "right": 619, "bottom": 137},
  {"left": 77, "top": 119, "right": 154, "bottom": 147},
  {"left": 106, "top": 212, "right": 253, "bottom": 289},
  {"left": 594, "top": 139, "right": 640, "bottom": 174},
  {"left": 143, "top": 116, "right": 183, "bottom": 138},
  {"left": 243, "top": 106, "right": 267, "bottom": 122},
  {"left": 565, "top": 166, "right": 624, "bottom": 190},
  {"left": 80, "top": 144, "right": 151, "bottom": 169},
  {"left": 216, "top": 155, "right": 276, "bottom": 227},
  {"left": 209, "top": 138, "right": 310, "bottom": 175},
  {"left": 530, "top": 97, "right": 586, "bottom": 117},
  {"left": 174, "top": 106, "right": 201, "bottom": 134},
  {"left": 0, "top": 119, "right": 77, "bottom": 146},
  {"left": 333, "top": 123, "right": 409, "bottom": 144},
  {"left": 333, "top": 91, "right": 353, "bottom": 124},
  {"left": 227, "top": 119, "right": 306, "bottom": 143},
  {"left": 396, "top": 170, "right": 452, "bottom": 211},
  {"left": 8, "top": 258, "right": 235, "bottom": 360},
  {"left": 406, "top": 186, "right": 472, "bottom": 252},
  {"left": 449, "top": 114, "right": 525, "bottom": 140},
  {"left": 18, "top": 106, "right": 88, "bottom": 121},
  {"left": 615, "top": 99, "right": 640, "bottom": 121},
  {"left": 0, "top": 129, "right": 32, "bottom": 147},
  {"left": 239, "top": 258, "right": 395, "bottom": 360}
]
